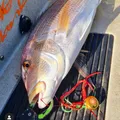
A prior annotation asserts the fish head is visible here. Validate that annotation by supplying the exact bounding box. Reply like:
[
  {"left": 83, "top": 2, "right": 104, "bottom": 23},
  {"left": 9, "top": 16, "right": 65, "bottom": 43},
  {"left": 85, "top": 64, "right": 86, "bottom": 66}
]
[{"left": 21, "top": 39, "right": 60, "bottom": 109}]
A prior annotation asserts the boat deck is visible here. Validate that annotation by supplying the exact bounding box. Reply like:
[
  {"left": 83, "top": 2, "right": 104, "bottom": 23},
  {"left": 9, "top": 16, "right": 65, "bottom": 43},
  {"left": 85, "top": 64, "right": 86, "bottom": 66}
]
[{"left": 91, "top": 0, "right": 120, "bottom": 119}]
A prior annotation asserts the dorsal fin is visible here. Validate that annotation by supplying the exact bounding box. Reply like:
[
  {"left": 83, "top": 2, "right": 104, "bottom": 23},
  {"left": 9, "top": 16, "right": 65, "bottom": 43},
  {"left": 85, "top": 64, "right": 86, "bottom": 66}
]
[{"left": 58, "top": 1, "right": 70, "bottom": 33}]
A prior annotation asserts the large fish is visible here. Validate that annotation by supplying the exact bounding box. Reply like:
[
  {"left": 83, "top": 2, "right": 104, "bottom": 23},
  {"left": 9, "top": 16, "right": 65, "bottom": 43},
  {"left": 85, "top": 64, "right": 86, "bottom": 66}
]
[{"left": 21, "top": 0, "right": 101, "bottom": 109}]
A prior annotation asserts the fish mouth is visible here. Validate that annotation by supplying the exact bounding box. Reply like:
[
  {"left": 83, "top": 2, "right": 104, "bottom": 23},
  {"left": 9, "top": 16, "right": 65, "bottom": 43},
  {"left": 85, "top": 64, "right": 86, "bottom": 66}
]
[
  {"left": 28, "top": 81, "right": 46, "bottom": 104},
  {"left": 28, "top": 80, "right": 57, "bottom": 109}
]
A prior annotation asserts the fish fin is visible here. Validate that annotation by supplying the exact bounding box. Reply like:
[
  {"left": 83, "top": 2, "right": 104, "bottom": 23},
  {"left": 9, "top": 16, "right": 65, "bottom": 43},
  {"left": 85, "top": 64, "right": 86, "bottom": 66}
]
[
  {"left": 74, "top": 53, "right": 88, "bottom": 78},
  {"left": 58, "top": 1, "right": 70, "bottom": 33},
  {"left": 74, "top": 53, "right": 96, "bottom": 88}
]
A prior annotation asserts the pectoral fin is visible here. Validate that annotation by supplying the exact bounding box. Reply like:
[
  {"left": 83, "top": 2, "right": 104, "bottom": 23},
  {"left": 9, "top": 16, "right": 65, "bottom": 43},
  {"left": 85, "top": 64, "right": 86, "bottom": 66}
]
[
  {"left": 74, "top": 53, "right": 95, "bottom": 88},
  {"left": 74, "top": 53, "right": 88, "bottom": 78}
]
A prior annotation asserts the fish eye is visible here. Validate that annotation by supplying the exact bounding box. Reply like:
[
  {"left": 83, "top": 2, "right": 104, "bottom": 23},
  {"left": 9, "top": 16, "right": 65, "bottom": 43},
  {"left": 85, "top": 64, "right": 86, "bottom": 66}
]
[{"left": 23, "top": 60, "right": 31, "bottom": 68}]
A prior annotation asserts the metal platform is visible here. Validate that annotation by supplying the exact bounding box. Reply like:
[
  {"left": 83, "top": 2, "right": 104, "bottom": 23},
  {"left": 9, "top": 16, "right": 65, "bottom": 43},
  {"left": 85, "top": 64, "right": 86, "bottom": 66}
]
[{"left": 0, "top": 33, "right": 114, "bottom": 120}]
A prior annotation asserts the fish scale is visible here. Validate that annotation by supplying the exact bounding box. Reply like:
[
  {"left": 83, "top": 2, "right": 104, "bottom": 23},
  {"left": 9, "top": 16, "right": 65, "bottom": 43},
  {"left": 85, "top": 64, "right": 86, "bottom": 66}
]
[
  {"left": 33, "top": 0, "right": 100, "bottom": 77},
  {"left": 22, "top": 0, "right": 101, "bottom": 109},
  {"left": 32, "top": 0, "right": 86, "bottom": 38}
]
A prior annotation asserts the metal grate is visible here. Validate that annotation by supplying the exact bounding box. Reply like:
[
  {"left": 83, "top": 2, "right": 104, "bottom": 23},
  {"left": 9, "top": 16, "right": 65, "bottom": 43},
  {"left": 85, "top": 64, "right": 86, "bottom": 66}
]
[{"left": 0, "top": 33, "right": 114, "bottom": 120}]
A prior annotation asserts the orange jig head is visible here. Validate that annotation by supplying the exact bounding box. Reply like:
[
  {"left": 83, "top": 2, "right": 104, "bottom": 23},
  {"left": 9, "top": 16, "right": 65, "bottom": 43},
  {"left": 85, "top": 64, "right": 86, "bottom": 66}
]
[{"left": 84, "top": 96, "right": 99, "bottom": 110}]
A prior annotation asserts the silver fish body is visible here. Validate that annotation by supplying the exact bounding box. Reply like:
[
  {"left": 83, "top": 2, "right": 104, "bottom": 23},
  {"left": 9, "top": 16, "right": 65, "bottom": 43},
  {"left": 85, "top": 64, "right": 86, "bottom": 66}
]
[{"left": 22, "top": 0, "right": 101, "bottom": 109}]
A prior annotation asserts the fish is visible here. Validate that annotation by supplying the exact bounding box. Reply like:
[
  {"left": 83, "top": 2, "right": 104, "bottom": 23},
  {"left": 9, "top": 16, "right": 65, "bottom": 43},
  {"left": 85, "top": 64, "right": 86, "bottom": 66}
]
[{"left": 21, "top": 0, "right": 101, "bottom": 109}]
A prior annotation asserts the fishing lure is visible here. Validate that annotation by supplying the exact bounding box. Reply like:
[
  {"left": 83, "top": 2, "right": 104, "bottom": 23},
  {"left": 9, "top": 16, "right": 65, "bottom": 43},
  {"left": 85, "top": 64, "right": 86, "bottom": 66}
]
[
  {"left": 60, "top": 72, "right": 101, "bottom": 110},
  {"left": 28, "top": 72, "right": 101, "bottom": 120},
  {"left": 84, "top": 96, "right": 99, "bottom": 110}
]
